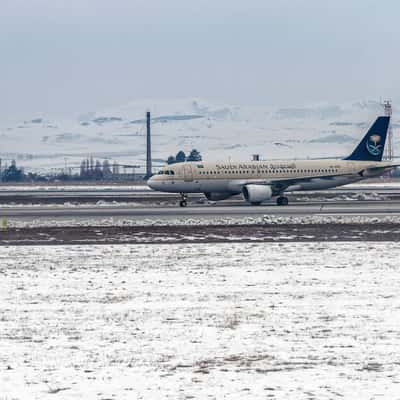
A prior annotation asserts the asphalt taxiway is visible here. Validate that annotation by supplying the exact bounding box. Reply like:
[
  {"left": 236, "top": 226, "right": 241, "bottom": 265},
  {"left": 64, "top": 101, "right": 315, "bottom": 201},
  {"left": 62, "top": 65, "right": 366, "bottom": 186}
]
[
  {"left": 2, "top": 186, "right": 400, "bottom": 245},
  {"left": 2, "top": 183, "right": 400, "bottom": 220},
  {"left": 2, "top": 200, "right": 400, "bottom": 219}
]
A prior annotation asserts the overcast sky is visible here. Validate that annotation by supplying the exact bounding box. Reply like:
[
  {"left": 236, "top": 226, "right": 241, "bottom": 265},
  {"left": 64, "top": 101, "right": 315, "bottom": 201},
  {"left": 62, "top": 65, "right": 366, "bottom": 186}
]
[{"left": 0, "top": 0, "right": 399, "bottom": 120}]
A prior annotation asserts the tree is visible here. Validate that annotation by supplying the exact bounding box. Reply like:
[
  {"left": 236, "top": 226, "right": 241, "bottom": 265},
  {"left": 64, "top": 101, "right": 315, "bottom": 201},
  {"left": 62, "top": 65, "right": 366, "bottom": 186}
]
[
  {"left": 175, "top": 151, "right": 186, "bottom": 163},
  {"left": 2, "top": 161, "right": 24, "bottom": 182},
  {"left": 187, "top": 148, "right": 202, "bottom": 162},
  {"left": 102, "top": 159, "right": 112, "bottom": 179},
  {"left": 94, "top": 160, "right": 103, "bottom": 180},
  {"left": 80, "top": 160, "right": 87, "bottom": 177},
  {"left": 167, "top": 155, "right": 176, "bottom": 165}
]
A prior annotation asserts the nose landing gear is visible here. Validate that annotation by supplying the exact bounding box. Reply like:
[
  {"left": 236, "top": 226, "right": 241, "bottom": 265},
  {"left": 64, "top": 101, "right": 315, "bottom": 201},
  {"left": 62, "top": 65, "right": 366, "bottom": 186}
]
[{"left": 179, "top": 193, "right": 188, "bottom": 207}]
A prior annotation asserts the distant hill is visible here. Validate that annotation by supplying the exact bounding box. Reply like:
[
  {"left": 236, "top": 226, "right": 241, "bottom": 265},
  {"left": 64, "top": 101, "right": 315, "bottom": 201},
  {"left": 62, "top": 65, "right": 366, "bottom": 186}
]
[{"left": 1, "top": 98, "right": 398, "bottom": 173}]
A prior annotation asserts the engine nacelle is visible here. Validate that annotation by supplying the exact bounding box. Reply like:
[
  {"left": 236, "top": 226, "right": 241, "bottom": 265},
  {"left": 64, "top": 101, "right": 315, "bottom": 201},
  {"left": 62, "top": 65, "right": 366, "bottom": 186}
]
[
  {"left": 204, "top": 192, "right": 234, "bottom": 201},
  {"left": 242, "top": 184, "right": 273, "bottom": 205},
  {"left": 359, "top": 168, "right": 384, "bottom": 178}
]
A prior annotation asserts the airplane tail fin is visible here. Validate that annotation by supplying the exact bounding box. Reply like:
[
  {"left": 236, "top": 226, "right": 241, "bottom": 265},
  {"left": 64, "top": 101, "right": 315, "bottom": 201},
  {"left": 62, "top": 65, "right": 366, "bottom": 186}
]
[{"left": 345, "top": 116, "right": 390, "bottom": 161}]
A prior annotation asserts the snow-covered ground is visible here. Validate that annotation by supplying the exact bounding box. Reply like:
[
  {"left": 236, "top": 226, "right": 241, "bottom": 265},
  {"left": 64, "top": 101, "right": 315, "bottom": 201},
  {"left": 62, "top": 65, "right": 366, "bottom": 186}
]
[
  {"left": 1, "top": 243, "right": 400, "bottom": 399},
  {"left": 0, "top": 185, "right": 150, "bottom": 192},
  {"left": 4, "top": 214, "right": 400, "bottom": 229},
  {"left": 0, "top": 201, "right": 144, "bottom": 209}
]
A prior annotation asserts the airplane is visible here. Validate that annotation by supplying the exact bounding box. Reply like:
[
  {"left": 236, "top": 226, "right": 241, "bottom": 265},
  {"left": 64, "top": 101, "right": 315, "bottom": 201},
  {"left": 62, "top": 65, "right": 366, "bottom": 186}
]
[{"left": 148, "top": 115, "right": 398, "bottom": 207}]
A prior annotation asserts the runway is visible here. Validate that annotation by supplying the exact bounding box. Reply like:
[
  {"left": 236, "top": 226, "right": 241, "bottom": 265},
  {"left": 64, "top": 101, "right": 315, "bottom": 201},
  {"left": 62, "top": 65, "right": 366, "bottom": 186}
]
[
  {"left": 2, "top": 200, "right": 400, "bottom": 219},
  {"left": 2, "top": 188, "right": 400, "bottom": 245},
  {"left": 2, "top": 182, "right": 400, "bottom": 221}
]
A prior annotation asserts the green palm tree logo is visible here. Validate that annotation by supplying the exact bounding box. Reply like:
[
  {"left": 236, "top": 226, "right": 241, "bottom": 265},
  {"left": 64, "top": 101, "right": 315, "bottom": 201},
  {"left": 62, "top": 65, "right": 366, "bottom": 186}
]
[{"left": 366, "top": 134, "right": 382, "bottom": 156}]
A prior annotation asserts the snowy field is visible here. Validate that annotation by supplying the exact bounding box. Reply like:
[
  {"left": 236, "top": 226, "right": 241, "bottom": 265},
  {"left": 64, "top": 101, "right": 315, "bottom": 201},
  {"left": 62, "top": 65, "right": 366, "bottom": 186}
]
[
  {"left": 1, "top": 243, "right": 400, "bottom": 399},
  {"left": 1, "top": 98, "right": 400, "bottom": 172},
  {"left": 0, "top": 185, "right": 150, "bottom": 192},
  {"left": 4, "top": 214, "right": 400, "bottom": 229}
]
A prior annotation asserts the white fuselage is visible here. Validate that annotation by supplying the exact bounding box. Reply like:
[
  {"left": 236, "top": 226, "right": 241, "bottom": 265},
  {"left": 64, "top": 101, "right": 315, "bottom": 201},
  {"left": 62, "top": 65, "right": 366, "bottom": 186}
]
[{"left": 148, "top": 159, "right": 393, "bottom": 195}]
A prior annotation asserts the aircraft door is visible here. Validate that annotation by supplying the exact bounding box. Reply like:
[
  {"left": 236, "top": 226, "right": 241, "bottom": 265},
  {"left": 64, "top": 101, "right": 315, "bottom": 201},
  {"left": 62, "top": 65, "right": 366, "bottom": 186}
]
[{"left": 183, "top": 164, "right": 193, "bottom": 182}]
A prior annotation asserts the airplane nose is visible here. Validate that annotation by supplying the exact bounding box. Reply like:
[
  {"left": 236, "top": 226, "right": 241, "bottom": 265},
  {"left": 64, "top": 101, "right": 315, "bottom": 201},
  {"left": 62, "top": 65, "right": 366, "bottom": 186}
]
[
  {"left": 147, "top": 176, "right": 156, "bottom": 190},
  {"left": 147, "top": 176, "right": 159, "bottom": 190}
]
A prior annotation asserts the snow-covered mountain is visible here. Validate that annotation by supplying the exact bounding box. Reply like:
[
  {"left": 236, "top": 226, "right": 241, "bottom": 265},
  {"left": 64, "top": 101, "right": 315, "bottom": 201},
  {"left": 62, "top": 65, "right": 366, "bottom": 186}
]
[{"left": 1, "top": 98, "right": 398, "bottom": 173}]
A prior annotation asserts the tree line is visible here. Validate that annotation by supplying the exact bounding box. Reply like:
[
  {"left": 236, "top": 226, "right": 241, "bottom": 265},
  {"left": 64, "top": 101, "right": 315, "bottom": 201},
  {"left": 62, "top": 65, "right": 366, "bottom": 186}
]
[{"left": 167, "top": 149, "right": 202, "bottom": 164}]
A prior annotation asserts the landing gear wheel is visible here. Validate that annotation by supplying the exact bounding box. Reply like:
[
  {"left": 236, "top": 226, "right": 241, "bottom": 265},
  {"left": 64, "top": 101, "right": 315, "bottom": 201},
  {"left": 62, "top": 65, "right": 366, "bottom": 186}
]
[
  {"left": 179, "top": 192, "right": 188, "bottom": 207},
  {"left": 276, "top": 196, "right": 289, "bottom": 206}
]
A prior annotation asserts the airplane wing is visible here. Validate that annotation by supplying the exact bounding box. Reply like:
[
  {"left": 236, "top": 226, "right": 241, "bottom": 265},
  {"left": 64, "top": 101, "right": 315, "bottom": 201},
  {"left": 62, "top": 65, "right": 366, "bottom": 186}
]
[
  {"left": 358, "top": 164, "right": 400, "bottom": 177},
  {"left": 235, "top": 164, "right": 400, "bottom": 195},
  {"left": 240, "top": 171, "right": 357, "bottom": 195}
]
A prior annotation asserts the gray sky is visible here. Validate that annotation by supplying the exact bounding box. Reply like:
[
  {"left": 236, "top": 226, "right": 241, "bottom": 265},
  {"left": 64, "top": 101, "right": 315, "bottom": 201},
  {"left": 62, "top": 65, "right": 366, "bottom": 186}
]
[{"left": 1, "top": 0, "right": 399, "bottom": 120}]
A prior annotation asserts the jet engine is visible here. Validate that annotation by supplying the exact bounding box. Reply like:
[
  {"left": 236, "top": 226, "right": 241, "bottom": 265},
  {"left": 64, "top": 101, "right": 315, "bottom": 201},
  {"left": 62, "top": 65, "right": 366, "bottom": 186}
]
[
  {"left": 242, "top": 184, "right": 273, "bottom": 205},
  {"left": 204, "top": 192, "right": 234, "bottom": 201},
  {"left": 358, "top": 167, "right": 385, "bottom": 178}
]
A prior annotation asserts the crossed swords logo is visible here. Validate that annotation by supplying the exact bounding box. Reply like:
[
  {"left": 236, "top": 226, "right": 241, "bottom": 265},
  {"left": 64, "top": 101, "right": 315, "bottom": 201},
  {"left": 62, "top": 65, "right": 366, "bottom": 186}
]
[{"left": 366, "top": 134, "right": 382, "bottom": 156}]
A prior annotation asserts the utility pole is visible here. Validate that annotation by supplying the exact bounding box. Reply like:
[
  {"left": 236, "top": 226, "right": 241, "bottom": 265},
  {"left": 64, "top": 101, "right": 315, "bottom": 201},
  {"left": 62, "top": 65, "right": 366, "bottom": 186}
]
[{"left": 146, "top": 111, "right": 152, "bottom": 179}]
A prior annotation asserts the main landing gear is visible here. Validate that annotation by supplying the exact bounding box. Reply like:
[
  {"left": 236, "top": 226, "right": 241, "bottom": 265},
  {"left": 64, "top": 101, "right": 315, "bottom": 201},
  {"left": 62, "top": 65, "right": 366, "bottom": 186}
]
[
  {"left": 179, "top": 192, "right": 188, "bottom": 207},
  {"left": 276, "top": 196, "right": 289, "bottom": 206}
]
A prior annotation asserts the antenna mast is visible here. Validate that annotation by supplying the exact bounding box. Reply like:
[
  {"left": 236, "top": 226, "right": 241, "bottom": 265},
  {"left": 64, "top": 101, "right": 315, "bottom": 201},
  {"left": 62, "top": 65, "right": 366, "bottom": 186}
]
[{"left": 383, "top": 100, "right": 393, "bottom": 161}]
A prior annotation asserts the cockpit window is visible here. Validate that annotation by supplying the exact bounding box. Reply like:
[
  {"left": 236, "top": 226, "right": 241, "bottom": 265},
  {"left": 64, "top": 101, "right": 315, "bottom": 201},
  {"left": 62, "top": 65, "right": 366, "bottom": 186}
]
[{"left": 158, "top": 170, "right": 175, "bottom": 175}]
